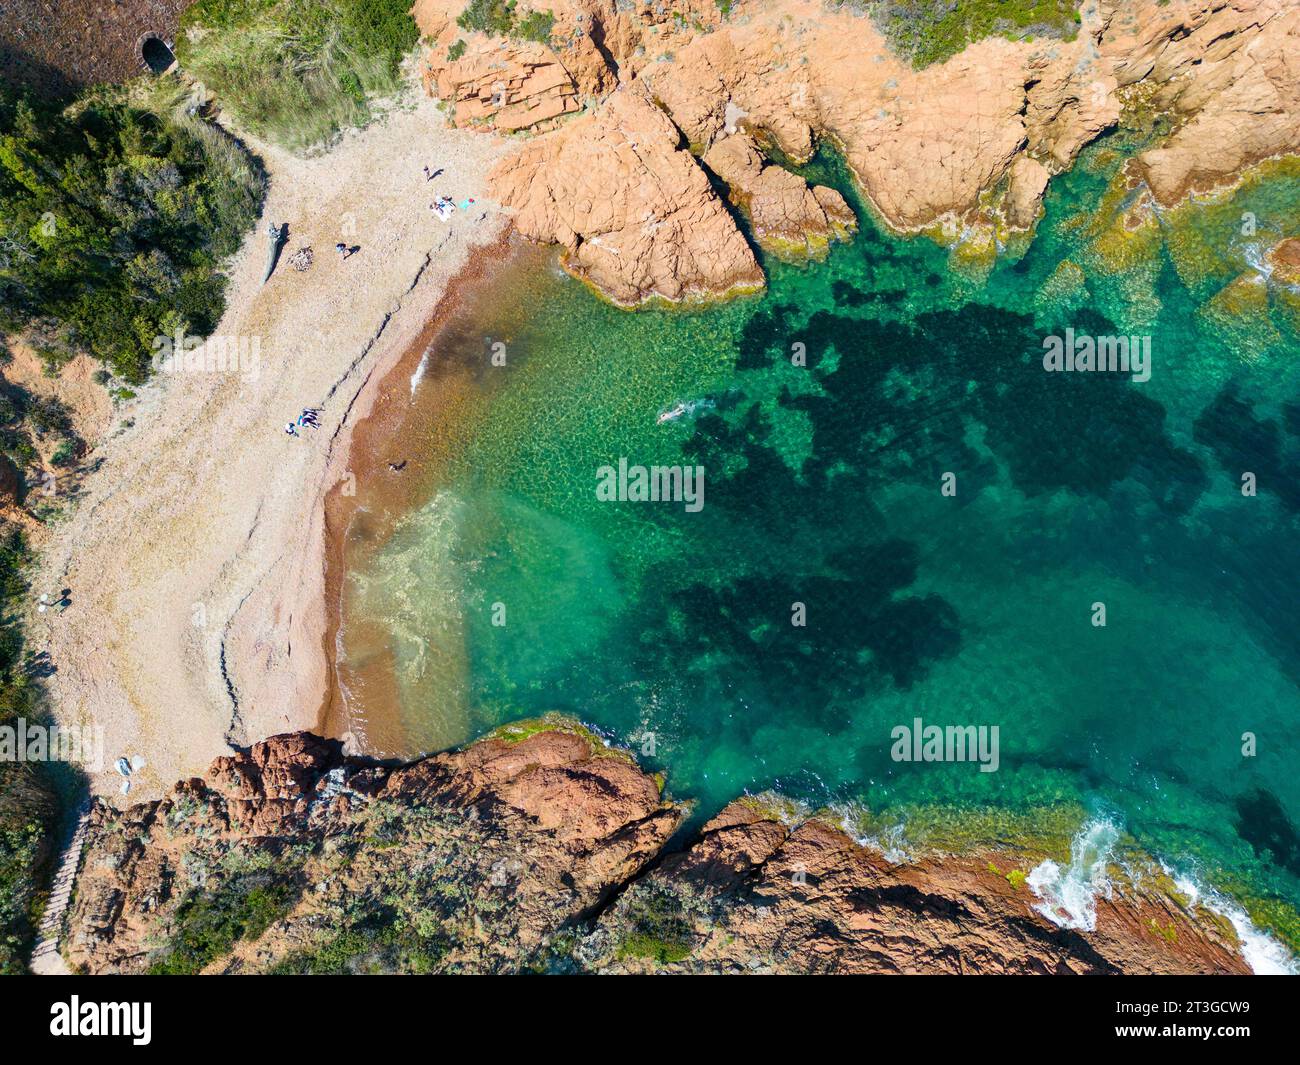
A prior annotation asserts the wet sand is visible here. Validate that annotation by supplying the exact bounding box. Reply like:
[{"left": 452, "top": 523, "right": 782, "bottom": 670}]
[{"left": 320, "top": 237, "right": 553, "bottom": 756}]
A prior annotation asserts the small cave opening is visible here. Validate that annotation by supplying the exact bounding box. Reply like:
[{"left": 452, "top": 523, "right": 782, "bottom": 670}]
[{"left": 140, "top": 34, "right": 176, "bottom": 75}]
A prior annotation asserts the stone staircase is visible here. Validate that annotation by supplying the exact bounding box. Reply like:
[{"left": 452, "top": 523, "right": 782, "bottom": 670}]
[{"left": 29, "top": 801, "right": 91, "bottom": 975}]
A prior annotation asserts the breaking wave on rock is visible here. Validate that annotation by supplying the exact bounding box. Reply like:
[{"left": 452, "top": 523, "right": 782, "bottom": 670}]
[{"left": 1026, "top": 817, "right": 1122, "bottom": 932}]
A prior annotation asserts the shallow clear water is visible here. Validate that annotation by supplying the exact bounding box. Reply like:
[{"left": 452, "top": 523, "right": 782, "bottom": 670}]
[{"left": 337, "top": 134, "right": 1300, "bottom": 938}]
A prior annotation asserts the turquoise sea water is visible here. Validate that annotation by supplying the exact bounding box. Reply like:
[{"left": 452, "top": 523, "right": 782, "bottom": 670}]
[{"left": 338, "top": 132, "right": 1300, "bottom": 945}]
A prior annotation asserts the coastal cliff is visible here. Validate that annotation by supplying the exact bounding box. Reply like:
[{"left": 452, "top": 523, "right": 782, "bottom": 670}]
[
  {"left": 414, "top": 0, "right": 1300, "bottom": 304},
  {"left": 63, "top": 721, "right": 1251, "bottom": 974}
]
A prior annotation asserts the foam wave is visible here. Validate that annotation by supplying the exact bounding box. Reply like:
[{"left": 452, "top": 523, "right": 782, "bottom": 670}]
[
  {"left": 410, "top": 345, "right": 431, "bottom": 396},
  {"left": 1026, "top": 816, "right": 1121, "bottom": 932},
  {"left": 1167, "top": 870, "right": 1299, "bottom": 976},
  {"left": 1030, "top": 816, "right": 1298, "bottom": 973},
  {"left": 830, "top": 803, "right": 912, "bottom": 863}
]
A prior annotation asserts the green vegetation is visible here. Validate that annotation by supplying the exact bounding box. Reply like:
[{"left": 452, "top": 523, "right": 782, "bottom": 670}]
[
  {"left": 988, "top": 862, "right": 1028, "bottom": 889},
  {"left": 487, "top": 713, "right": 638, "bottom": 765},
  {"left": 0, "top": 80, "right": 262, "bottom": 381},
  {"left": 147, "top": 873, "right": 301, "bottom": 974},
  {"left": 0, "top": 371, "right": 78, "bottom": 474},
  {"left": 840, "top": 802, "right": 1088, "bottom": 862},
  {"left": 448, "top": 39, "right": 468, "bottom": 63},
  {"left": 614, "top": 890, "right": 695, "bottom": 965},
  {"left": 457, "top": 1, "right": 556, "bottom": 45},
  {"left": 0, "top": 527, "right": 57, "bottom": 973},
  {"left": 178, "top": 0, "right": 420, "bottom": 152},
  {"left": 1149, "top": 918, "right": 1179, "bottom": 944},
  {"left": 270, "top": 918, "right": 450, "bottom": 974},
  {"left": 852, "top": 0, "right": 1081, "bottom": 68}
]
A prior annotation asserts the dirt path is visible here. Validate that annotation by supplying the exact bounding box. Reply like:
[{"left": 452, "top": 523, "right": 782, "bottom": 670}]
[{"left": 31, "top": 90, "right": 511, "bottom": 802}]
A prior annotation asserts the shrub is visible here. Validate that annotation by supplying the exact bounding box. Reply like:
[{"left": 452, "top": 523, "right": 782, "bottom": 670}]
[
  {"left": 0, "top": 526, "right": 58, "bottom": 974},
  {"left": 0, "top": 80, "right": 263, "bottom": 380},
  {"left": 516, "top": 10, "right": 556, "bottom": 43},
  {"left": 457, "top": 0, "right": 519, "bottom": 36},
  {"left": 854, "top": 0, "right": 1081, "bottom": 68},
  {"left": 179, "top": 0, "right": 420, "bottom": 152},
  {"left": 614, "top": 890, "right": 695, "bottom": 965},
  {"left": 0, "top": 381, "right": 78, "bottom": 468},
  {"left": 456, "top": 1, "right": 555, "bottom": 45},
  {"left": 147, "top": 873, "right": 302, "bottom": 974}
]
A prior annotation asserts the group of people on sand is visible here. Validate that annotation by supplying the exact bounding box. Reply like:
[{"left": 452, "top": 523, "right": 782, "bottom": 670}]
[
  {"left": 430, "top": 195, "right": 456, "bottom": 220},
  {"left": 429, "top": 160, "right": 475, "bottom": 221},
  {"left": 283, "top": 163, "right": 476, "bottom": 439},
  {"left": 284, "top": 407, "right": 321, "bottom": 438}
]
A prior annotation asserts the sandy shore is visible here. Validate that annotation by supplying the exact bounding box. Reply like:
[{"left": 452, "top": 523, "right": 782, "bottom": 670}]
[
  {"left": 318, "top": 232, "right": 536, "bottom": 759},
  {"left": 32, "top": 90, "right": 511, "bottom": 802}
]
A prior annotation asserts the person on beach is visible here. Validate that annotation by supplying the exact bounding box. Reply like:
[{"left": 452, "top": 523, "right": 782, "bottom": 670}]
[
  {"left": 298, "top": 409, "right": 320, "bottom": 429},
  {"left": 36, "top": 591, "right": 68, "bottom": 613},
  {"left": 285, "top": 422, "right": 299, "bottom": 437},
  {"left": 336, "top": 242, "right": 355, "bottom": 260}
]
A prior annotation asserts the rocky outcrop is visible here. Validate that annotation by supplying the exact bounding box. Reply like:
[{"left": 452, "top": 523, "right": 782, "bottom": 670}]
[
  {"left": 1105, "top": 0, "right": 1300, "bottom": 206},
  {"left": 1267, "top": 236, "right": 1300, "bottom": 285},
  {"left": 426, "top": 38, "right": 582, "bottom": 132},
  {"left": 582, "top": 801, "right": 1250, "bottom": 974},
  {"left": 702, "top": 132, "right": 856, "bottom": 259},
  {"left": 488, "top": 87, "right": 764, "bottom": 305},
  {"left": 415, "top": 0, "right": 1300, "bottom": 305},
  {"left": 1004, "top": 156, "right": 1053, "bottom": 231},
  {"left": 65, "top": 722, "right": 682, "bottom": 974},
  {"left": 63, "top": 723, "right": 1257, "bottom": 974}
]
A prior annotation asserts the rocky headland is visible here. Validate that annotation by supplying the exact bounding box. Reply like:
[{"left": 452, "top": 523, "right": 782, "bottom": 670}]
[
  {"left": 62, "top": 720, "right": 1254, "bottom": 974},
  {"left": 413, "top": 0, "right": 1300, "bottom": 304}
]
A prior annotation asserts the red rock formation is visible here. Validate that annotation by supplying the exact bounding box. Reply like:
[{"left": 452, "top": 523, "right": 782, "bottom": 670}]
[
  {"left": 488, "top": 87, "right": 764, "bottom": 305},
  {"left": 414, "top": 0, "right": 1300, "bottom": 304},
  {"left": 1005, "top": 156, "right": 1053, "bottom": 231},
  {"left": 426, "top": 37, "right": 582, "bottom": 132},
  {"left": 1268, "top": 236, "right": 1300, "bottom": 284},
  {"left": 1104, "top": 0, "right": 1300, "bottom": 205},
  {"left": 703, "top": 132, "right": 856, "bottom": 258},
  {"left": 586, "top": 801, "right": 1252, "bottom": 974},
  {"left": 62, "top": 725, "right": 1261, "bottom": 974}
]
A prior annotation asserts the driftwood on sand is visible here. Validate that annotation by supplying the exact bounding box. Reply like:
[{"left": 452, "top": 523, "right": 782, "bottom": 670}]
[{"left": 262, "top": 222, "right": 285, "bottom": 284}]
